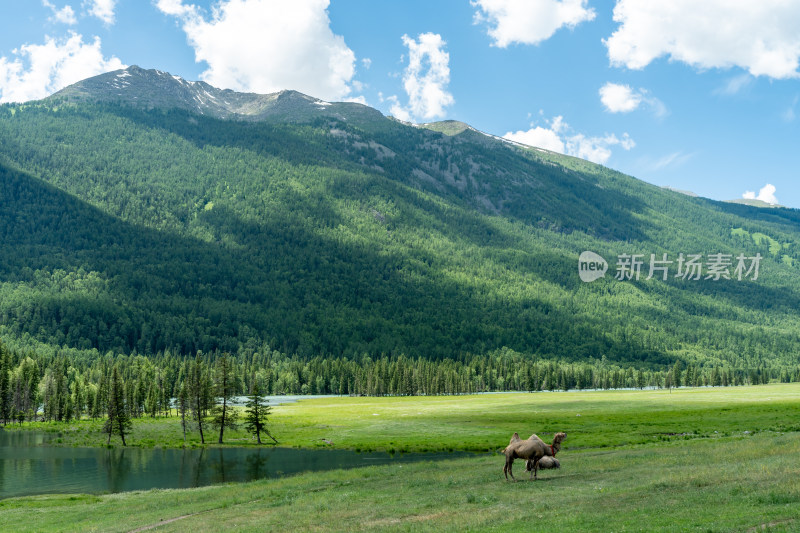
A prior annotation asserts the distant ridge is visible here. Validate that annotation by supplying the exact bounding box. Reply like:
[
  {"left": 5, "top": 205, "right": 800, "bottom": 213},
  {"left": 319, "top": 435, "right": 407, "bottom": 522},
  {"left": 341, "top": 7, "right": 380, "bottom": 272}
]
[
  {"left": 725, "top": 198, "right": 783, "bottom": 208},
  {"left": 662, "top": 186, "right": 699, "bottom": 197},
  {"left": 661, "top": 187, "right": 783, "bottom": 208},
  {"left": 50, "top": 65, "right": 383, "bottom": 123}
]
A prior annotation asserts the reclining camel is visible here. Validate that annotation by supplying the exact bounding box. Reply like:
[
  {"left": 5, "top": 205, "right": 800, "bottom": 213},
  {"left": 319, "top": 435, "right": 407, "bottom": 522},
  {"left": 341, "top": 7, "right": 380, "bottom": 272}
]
[{"left": 503, "top": 431, "right": 566, "bottom": 481}]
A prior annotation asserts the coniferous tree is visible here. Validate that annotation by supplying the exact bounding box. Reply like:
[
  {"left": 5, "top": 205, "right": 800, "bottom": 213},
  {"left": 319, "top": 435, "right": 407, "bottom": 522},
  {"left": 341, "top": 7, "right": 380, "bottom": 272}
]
[
  {"left": 243, "top": 378, "right": 277, "bottom": 444},
  {"left": 0, "top": 346, "right": 10, "bottom": 425},
  {"left": 145, "top": 382, "right": 158, "bottom": 418},
  {"left": 72, "top": 377, "right": 84, "bottom": 420},
  {"left": 177, "top": 381, "right": 189, "bottom": 445},
  {"left": 86, "top": 385, "right": 96, "bottom": 420},
  {"left": 104, "top": 366, "right": 132, "bottom": 446},
  {"left": 14, "top": 356, "right": 39, "bottom": 421},
  {"left": 211, "top": 353, "right": 238, "bottom": 444},
  {"left": 95, "top": 370, "right": 108, "bottom": 420},
  {"left": 673, "top": 361, "right": 683, "bottom": 388},
  {"left": 188, "top": 354, "right": 213, "bottom": 444}
]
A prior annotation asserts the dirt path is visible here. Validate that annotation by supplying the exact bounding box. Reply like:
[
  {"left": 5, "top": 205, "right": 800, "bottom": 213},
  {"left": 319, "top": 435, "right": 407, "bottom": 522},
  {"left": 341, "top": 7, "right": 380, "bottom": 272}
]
[{"left": 127, "top": 513, "right": 199, "bottom": 533}]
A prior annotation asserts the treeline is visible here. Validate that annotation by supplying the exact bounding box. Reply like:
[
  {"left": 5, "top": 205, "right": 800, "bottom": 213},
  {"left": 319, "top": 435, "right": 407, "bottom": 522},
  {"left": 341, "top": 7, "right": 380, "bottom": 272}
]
[
  {"left": 2, "top": 340, "right": 798, "bottom": 427},
  {"left": 0, "top": 340, "right": 274, "bottom": 445}
]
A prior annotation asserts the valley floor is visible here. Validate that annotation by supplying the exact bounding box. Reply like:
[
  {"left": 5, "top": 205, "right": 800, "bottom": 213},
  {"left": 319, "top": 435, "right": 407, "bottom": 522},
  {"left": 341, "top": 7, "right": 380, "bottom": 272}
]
[{"left": 2, "top": 384, "right": 799, "bottom": 532}]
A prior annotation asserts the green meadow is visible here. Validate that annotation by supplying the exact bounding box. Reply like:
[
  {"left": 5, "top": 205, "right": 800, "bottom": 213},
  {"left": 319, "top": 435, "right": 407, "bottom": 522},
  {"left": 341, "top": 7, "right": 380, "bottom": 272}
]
[{"left": 2, "top": 384, "right": 800, "bottom": 532}]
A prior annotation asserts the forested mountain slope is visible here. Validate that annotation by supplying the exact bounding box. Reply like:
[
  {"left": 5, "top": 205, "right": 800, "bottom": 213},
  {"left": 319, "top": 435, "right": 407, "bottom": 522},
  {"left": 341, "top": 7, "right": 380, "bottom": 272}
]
[{"left": 1, "top": 66, "right": 799, "bottom": 370}]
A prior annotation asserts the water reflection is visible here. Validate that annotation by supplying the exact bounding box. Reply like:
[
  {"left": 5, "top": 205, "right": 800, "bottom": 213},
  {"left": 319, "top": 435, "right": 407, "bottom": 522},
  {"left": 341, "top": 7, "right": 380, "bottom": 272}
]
[
  {"left": 246, "top": 450, "right": 269, "bottom": 480},
  {"left": 0, "top": 430, "right": 474, "bottom": 499}
]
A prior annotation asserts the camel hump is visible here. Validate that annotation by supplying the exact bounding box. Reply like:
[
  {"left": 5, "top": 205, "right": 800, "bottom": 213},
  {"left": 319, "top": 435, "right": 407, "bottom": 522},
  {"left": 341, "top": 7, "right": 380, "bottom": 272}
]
[{"left": 504, "top": 432, "right": 521, "bottom": 451}]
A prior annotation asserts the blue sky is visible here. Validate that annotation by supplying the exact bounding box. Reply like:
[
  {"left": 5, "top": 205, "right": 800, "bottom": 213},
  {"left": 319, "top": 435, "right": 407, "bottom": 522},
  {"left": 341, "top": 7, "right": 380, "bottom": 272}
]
[{"left": 1, "top": 1, "right": 799, "bottom": 207}]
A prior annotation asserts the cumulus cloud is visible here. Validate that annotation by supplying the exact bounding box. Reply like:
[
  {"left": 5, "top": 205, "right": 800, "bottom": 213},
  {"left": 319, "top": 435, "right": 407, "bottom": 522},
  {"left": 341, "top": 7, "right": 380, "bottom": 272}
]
[
  {"left": 0, "top": 32, "right": 125, "bottom": 103},
  {"left": 504, "top": 125, "right": 566, "bottom": 153},
  {"left": 155, "top": 0, "right": 358, "bottom": 101},
  {"left": 599, "top": 82, "right": 666, "bottom": 116},
  {"left": 599, "top": 82, "right": 641, "bottom": 112},
  {"left": 389, "top": 33, "right": 454, "bottom": 122},
  {"left": 605, "top": 1, "right": 800, "bottom": 79},
  {"left": 504, "top": 115, "right": 566, "bottom": 152},
  {"left": 344, "top": 94, "right": 367, "bottom": 105},
  {"left": 567, "top": 132, "right": 635, "bottom": 164},
  {"left": 743, "top": 184, "right": 779, "bottom": 205},
  {"left": 43, "top": 1, "right": 78, "bottom": 24},
  {"left": 504, "top": 115, "right": 634, "bottom": 165},
  {"left": 85, "top": 0, "right": 117, "bottom": 25},
  {"left": 473, "top": 0, "right": 595, "bottom": 47},
  {"left": 154, "top": 0, "right": 195, "bottom": 17}
]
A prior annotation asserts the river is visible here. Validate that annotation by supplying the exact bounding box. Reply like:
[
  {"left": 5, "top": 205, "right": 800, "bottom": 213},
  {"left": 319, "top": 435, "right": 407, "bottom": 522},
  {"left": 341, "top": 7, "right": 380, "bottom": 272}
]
[{"left": 0, "top": 430, "right": 474, "bottom": 499}]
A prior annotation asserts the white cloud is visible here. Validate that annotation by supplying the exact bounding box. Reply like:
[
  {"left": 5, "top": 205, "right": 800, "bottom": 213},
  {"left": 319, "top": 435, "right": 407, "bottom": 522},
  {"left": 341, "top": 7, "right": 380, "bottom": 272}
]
[
  {"left": 504, "top": 116, "right": 566, "bottom": 153},
  {"left": 385, "top": 95, "right": 409, "bottom": 122},
  {"left": 605, "top": 1, "right": 800, "bottom": 79},
  {"left": 43, "top": 1, "right": 78, "bottom": 24},
  {"left": 473, "top": 0, "right": 595, "bottom": 47},
  {"left": 361, "top": 58, "right": 372, "bottom": 69},
  {"left": 0, "top": 32, "right": 125, "bottom": 103},
  {"left": 599, "top": 82, "right": 641, "bottom": 113},
  {"left": 389, "top": 33, "right": 454, "bottom": 122},
  {"left": 85, "top": 0, "right": 117, "bottom": 25},
  {"left": 344, "top": 95, "right": 367, "bottom": 105},
  {"left": 567, "top": 132, "right": 634, "bottom": 164},
  {"left": 504, "top": 126, "right": 566, "bottom": 153},
  {"left": 743, "top": 183, "right": 779, "bottom": 205},
  {"left": 156, "top": 0, "right": 358, "bottom": 101},
  {"left": 599, "top": 82, "right": 666, "bottom": 117},
  {"left": 154, "top": 0, "right": 195, "bottom": 17},
  {"left": 504, "top": 115, "right": 634, "bottom": 165}
]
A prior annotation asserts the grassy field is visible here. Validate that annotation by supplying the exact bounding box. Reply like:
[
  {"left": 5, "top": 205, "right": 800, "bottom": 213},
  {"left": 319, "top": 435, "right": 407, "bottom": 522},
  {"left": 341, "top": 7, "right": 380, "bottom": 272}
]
[
  {"left": 2, "top": 384, "right": 800, "bottom": 531},
  {"left": 15, "top": 384, "right": 800, "bottom": 452}
]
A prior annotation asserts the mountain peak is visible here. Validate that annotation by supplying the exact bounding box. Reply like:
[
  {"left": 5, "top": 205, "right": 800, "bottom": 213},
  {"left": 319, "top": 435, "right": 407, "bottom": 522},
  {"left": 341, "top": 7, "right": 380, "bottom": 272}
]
[
  {"left": 49, "top": 66, "right": 382, "bottom": 124},
  {"left": 420, "top": 120, "right": 473, "bottom": 136}
]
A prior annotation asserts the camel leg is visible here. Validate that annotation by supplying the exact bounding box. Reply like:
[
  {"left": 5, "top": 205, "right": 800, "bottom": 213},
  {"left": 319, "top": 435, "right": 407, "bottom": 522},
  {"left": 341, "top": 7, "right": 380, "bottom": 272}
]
[
  {"left": 533, "top": 459, "right": 539, "bottom": 481},
  {"left": 505, "top": 457, "right": 516, "bottom": 482}
]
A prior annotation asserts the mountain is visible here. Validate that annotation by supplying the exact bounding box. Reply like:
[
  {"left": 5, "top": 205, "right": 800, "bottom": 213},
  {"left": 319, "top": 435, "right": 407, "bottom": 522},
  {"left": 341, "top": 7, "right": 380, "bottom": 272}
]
[
  {"left": 2, "top": 66, "right": 800, "bottom": 370},
  {"left": 726, "top": 198, "right": 783, "bottom": 208},
  {"left": 662, "top": 186, "right": 698, "bottom": 198},
  {"left": 51, "top": 65, "right": 383, "bottom": 124}
]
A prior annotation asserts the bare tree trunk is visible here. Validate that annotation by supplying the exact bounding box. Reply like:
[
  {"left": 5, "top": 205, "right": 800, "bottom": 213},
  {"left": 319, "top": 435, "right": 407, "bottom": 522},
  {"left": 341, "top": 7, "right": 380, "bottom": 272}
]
[
  {"left": 196, "top": 395, "right": 205, "bottom": 444},
  {"left": 218, "top": 396, "right": 227, "bottom": 444}
]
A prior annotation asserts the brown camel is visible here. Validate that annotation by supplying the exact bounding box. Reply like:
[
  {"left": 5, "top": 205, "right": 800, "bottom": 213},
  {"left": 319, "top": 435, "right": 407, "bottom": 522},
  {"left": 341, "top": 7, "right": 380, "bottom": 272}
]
[
  {"left": 505, "top": 432, "right": 558, "bottom": 471},
  {"left": 503, "top": 432, "right": 566, "bottom": 481},
  {"left": 503, "top": 432, "right": 560, "bottom": 469}
]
